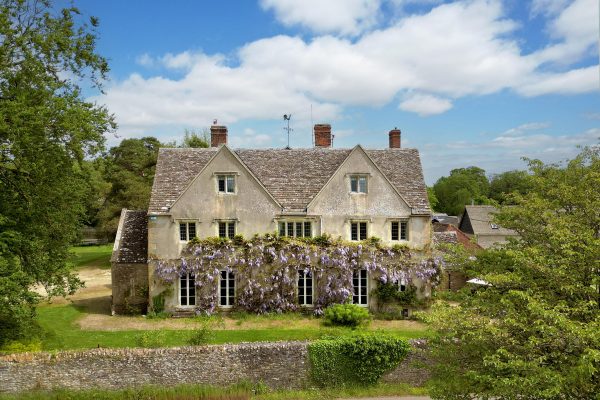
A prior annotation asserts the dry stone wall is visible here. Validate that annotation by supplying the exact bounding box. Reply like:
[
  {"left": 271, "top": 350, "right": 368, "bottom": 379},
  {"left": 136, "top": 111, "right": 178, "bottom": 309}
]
[{"left": 0, "top": 341, "right": 430, "bottom": 393}]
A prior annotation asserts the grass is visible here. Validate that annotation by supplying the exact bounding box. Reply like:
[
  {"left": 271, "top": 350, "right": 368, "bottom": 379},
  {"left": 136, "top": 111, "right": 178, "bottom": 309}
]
[
  {"left": 69, "top": 244, "right": 113, "bottom": 269},
  {"left": 35, "top": 304, "right": 431, "bottom": 351},
  {"left": 0, "top": 382, "right": 428, "bottom": 400}
]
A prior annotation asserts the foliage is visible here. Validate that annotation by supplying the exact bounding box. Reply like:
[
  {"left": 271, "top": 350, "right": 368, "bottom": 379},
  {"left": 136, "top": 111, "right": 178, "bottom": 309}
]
[
  {"left": 188, "top": 322, "right": 216, "bottom": 346},
  {"left": 427, "top": 147, "right": 600, "bottom": 399},
  {"left": 308, "top": 333, "right": 410, "bottom": 386},
  {"left": 181, "top": 128, "right": 210, "bottom": 148},
  {"left": 152, "top": 291, "right": 167, "bottom": 314},
  {"left": 96, "top": 137, "right": 161, "bottom": 239},
  {"left": 134, "top": 330, "right": 167, "bottom": 348},
  {"left": 0, "top": 338, "right": 42, "bottom": 355},
  {"left": 155, "top": 234, "right": 443, "bottom": 315},
  {"left": 372, "top": 282, "right": 417, "bottom": 305},
  {"left": 489, "top": 169, "right": 532, "bottom": 204},
  {"left": 0, "top": 0, "right": 114, "bottom": 345},
  {"left": 323, "top": 304, "right": 370, "bottom": 327},
  {"left": 433, "top": 166, "right": 491, "bottom": 216},
  {"left": 427, "top": 186, "right": 439, "bottom": 211}
]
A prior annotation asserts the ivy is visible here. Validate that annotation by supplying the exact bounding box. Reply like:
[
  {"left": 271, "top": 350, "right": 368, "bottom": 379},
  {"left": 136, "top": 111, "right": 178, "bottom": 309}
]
[
  {"left": 372, "top": 282, "right": 418, "bottom": 305},
  {"left": 154, "top": 234, "right": 444, "bottom": 315},
  {"left": 308, "top": 333, "right": 410, "bottom": 386}
]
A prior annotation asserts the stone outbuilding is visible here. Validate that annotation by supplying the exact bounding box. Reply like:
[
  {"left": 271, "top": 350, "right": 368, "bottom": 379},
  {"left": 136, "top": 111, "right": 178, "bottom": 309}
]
[
  {"left": 111, "top": 209, "right": 148, "bottom": 314},
  {"left": 458, "top": 205, "right": 518, "bottom": 249}
]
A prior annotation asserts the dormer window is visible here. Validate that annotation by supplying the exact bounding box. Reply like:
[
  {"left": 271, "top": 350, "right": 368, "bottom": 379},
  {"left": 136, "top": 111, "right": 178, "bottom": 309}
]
[
  {"left": 350, "top": 175, "right": 368, "bottom": 193},
  {"left": 217, "top": 174, "right": 235, "bottom": 193}
]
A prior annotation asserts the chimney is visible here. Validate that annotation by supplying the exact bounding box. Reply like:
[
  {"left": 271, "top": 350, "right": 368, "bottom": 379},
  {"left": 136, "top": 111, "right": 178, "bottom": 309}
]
[
  {"left": 389, "top": 127, "right": 401, "bottom": 148},
  {"left": 314, "top": 124, "right": 332, "bottom": 148},
  {"left": 210, "top": 124, "right": 228, "bottom": 147}
]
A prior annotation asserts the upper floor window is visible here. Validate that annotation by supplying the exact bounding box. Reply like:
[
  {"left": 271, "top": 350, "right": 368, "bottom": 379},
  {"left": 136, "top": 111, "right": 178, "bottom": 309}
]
[
  {"left": 391, "top": 220, "right": 408, "bottom": 241},
  {"left": 217, "top": 175, "right": 235, "bottom": 193},
  {"left": 179, "top": 222, "right": 196, "bottom": 241},
  {"left": 218, "top": 221, "right": 236, "bottom": 238},
  {"left": 351, "top": 221, "right": 368, "bottom": 241},
  {"left": 180, "top": 273, "right": 196, "bottom": 306},
  {"left": 350, "top": 175, "right": 368, "bottom": 193},
  {"left": 279, "top": 221, "right": 312, "bottom": 238}
]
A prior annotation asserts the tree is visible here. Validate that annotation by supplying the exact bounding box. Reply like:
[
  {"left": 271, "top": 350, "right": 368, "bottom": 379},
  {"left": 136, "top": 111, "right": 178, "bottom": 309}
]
[
  {"left": 433, "top": 166, "right": 490, "bottom": 216},
  {"left": 489, "top": 169, "right": 532, "bottom": 204},
  {"left": 427, "top": 147, "right": 600, "bottom": 399},
  {"left": 0, "top": 0, "right": 114, "bottom": 344},
  {"left": 181, "top": 128, "right": 209, "bottom": 148},
  {"left": 427, "top": 186, "right": 440, "bottom": 212},
  {"left": 97, "top": 137, "right": 161, "bottom": 238}
]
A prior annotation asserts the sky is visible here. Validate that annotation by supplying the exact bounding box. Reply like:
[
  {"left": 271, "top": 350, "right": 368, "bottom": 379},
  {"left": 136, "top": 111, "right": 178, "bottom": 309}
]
[{"left": 75, "top": 0, "right": 599, "bottom": 184}]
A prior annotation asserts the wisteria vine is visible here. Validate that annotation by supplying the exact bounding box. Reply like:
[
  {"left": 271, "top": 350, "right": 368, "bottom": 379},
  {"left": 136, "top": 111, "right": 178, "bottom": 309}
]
[{"left": 154, "top": 234, "right": 444, "bottom": 315}]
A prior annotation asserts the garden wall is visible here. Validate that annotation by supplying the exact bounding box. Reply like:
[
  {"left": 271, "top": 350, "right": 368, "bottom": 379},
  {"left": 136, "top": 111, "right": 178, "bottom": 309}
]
[{"left": 0, "top": 341, "right": 430, "bottom": 393}]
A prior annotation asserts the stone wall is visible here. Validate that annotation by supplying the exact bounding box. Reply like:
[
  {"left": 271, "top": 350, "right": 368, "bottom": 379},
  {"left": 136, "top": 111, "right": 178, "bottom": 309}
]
[
  {"left": 0, "top": 341, "right": 430, "bottom": 393},
  {"left": 111, "top": 262, "right": 149, "bottom": 314}
]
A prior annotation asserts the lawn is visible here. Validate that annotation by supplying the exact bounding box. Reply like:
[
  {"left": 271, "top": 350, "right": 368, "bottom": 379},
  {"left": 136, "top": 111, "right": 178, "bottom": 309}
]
[
  {"left": 69, "top": 244, "right": 113, "bottom": 269},
  {"left": 36, "top": 304, "right": 431, "bottom": 351}
]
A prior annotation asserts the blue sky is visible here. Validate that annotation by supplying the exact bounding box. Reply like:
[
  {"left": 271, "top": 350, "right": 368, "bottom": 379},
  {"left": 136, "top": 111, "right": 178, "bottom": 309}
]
[{"left": 77, "top": 0, "right": 599, "bottom": 184}]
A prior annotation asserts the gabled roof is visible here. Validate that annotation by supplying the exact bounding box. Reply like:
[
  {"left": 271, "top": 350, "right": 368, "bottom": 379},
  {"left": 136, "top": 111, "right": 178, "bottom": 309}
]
[
  {"left": 112, "top": 209, "right": 148, "bottom": 264},
  {"left": 433, "top": 222, "right": 482, "bottom": 251},
  {"left": 459, "top": 205, "right": 517, "bottom": 236},
  {"left": 148, "top": 146, "right": 431, "bottom": 215}
]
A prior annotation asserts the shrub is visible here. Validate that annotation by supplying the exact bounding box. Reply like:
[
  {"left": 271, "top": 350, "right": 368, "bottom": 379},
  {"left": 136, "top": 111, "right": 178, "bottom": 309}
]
[
  {"left": 134, "top": 331, "right": 166, "bottom": 348},
  {"left": 188, "top": 323, "right": 215, "bottom": 346},
  {"left": 308, "top": 333, "right": 410, "bottom": 386},
  {"left": 0, "top": 339, "right": 42, "bottom": 354},
  {"left": 323, "top": 303, "right": 370, "bottom": 328}
]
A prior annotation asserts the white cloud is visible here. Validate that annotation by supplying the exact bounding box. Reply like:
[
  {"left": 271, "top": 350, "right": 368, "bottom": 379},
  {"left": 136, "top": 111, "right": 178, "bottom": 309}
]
[
  {"left": 530, "top": 0, "right": 570, "bottom": 17},
  {"left": 96, "top": 0, "right": 600, "bottom": 137},
  {"left": 229, "top": 128, "right": 272, "bottom": 147},
  {"left": 501, "top": 122, "right": 550, "bottom": 136},
  {"left": 259, "top": 0, "right": 381, "bottom": 36},
  {"left": 517, "top": 65, "right": 599, "bottom": 97},
  {"left": 135, "top": 53, "right": 154, "bottom": 67},
  {"left": 399, "top": 93, "right": 453, "bottom": 116}
]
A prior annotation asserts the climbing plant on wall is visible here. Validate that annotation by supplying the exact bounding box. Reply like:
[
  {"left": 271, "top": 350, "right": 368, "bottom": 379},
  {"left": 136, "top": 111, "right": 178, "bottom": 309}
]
[{"left": 154, "top": 234, "right": 443, "bottom": 315}]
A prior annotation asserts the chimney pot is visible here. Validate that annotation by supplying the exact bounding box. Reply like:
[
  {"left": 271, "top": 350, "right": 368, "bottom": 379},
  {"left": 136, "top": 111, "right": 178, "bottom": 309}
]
[
  {"left": 314, "top": 124, "right": 332, "bottom": 148},
  {"left": 389, "top": 128, "right": 401, "bottom": 148},
  {"left": 210, "top": 125, "right": 228, "bottom": 147}
]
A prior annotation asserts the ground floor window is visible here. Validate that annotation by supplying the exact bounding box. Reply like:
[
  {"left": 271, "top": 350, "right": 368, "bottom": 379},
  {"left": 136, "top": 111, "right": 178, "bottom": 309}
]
[
  {"left": 352, "top": 269, "right": 368, "bottom": 306},
  {"left": 279, "top": 221, "right": 312, "bottom": 238},
  {"left": 298, "top": 270, "right": 313, "bottom": 306},
  {"left": 180, "top": 273, "right": 196, "bottom": 306},
  {"left": 218, "top": 221, "right": 236, "bottom": 238},
  {"left": 219, "top": 270, "right": 235, "bottom": 307}
]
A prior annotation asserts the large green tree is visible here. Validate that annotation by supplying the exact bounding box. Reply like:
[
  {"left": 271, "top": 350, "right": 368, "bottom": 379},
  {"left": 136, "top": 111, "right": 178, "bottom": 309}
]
[
  {"left": 0, "top": 0, "right": 114, "bottom": 344},
  {"left": 489, "top": 169, "right": 532, "bottom": 204},
  {"left": 433, "top": 166, "right": 491, "bottom": 216},
  {"left": 97, "top": 137, "right": 161, "bottom": 239},
  {"left": 427, "top": 147, "right": 600, "bottom": 399}
]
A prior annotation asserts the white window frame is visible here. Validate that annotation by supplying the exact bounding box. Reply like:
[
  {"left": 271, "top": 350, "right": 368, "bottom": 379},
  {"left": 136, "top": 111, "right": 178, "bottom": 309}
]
[
  {"left": 297, "top": 270, "right": 313, "bottom": 307},
  {"left": 216, "top": 174, "right": 236, "bottom": 194},
  {"left": 398, "top": 278, "right": 407, "bottom": 292},
  {"left": 278, "top": 220, "right": 312, "bottom": 238},
  {"left": 350, "top": 221, "right": 368, "bottom": 241},
  {"left": 179, "top": 273, "right": 196, "bottom": 307},
  {"left": 390, "top": 219, "right": 409, "bottom": 241},
  {"left": 218, "top": 221, "right": 236, "bottom": 238},
  {"left": 179, "top": 221, "right": 196, "bottom": 242},
  {"left": 350, "top": 175, "right": 368, "bottom": 194},
  {"left": 352, "top": 269, "right": 368, "bottom": 306},
  {"left": 219, "top": 270, "right": 235, "bottom": 308}
]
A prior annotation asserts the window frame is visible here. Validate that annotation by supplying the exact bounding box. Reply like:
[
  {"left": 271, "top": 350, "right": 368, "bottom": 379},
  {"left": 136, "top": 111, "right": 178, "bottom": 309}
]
[
  {"left": 390, "top": 219, "right": 409, "bottom": 241},
  {"left": 350, "top": 221, "right": 368, "bottom": 241},
  {"left": 219, "top": 270, "right": 235, "bottom": 308},
  {"left": 218, "top": 221, "right": 236, "bottom": 239},
  {"left": 216, "top": 174, "right": 236, "bottom": 194},
  {"left": 179, "top": 273, "right": 196, "bottom": 307},
  {"left": 179, "top": 221, "right": 197, "bottom": 242},
  {"left": 278, "top": 220, "right": 312, "bottom": 238},
  {"left": 297, "top": 269, "right": 313, "bottom": 307},
  {"left": 349, "top": 174, "right": 368, "bottom": 194},
  {"left": 352, "top": 269, "right": 368, "bottom": 306}
]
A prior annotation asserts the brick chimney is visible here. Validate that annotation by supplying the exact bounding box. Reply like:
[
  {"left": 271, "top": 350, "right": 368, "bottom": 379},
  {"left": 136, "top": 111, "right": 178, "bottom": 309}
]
[
  {"left": 314, "top": 124, "right": 332, "bottom": 148},
  {"left": 389, "top": 128, "right": 401, "bottom": 148},
  {"left": 210, "top": 124, "right": 228, "bottom": 147}
]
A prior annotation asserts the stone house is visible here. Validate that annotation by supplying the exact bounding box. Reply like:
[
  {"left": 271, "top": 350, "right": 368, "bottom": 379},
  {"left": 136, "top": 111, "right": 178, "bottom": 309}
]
[
  {"left": 112, "top": 124, "right": 433, "bottom": 315},
  {"left": 458, "top": 205, "right": 518, "bottom": 249}
]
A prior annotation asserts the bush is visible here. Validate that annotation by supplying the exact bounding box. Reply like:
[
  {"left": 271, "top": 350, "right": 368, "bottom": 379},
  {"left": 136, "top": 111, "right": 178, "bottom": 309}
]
[
  {"left": 308, "top": 333, "right": 410, "bottom": 386},
  {"left": 0, "top": 339, "right": 42, "bottom": 355},
  {"left": 323, "top": 303, "right": 370, "bottom": 328},
  {"left": 188, "top": 323, "right": 215, "bottom": 346}
]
